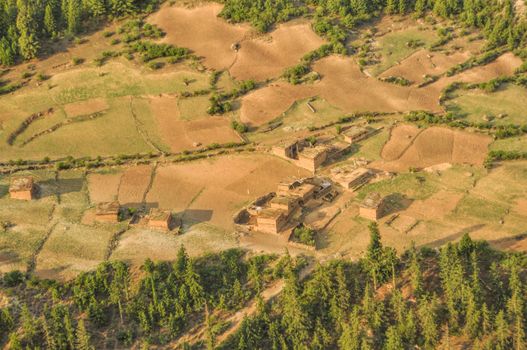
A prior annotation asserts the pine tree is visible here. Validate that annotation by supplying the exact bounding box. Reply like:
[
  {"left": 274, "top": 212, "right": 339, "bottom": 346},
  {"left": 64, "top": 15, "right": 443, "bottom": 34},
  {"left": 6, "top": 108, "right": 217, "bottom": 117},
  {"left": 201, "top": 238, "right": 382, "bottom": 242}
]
[
  {"left": 494, "top": 310, "right": 510, "bottom": 350},
  {"left": 384, "top": 325, "right": 404, "bottom": 350},
  {"left": 338, "top": 307, "right": 362, "bottom": 350},
  {"left": 281, "top": 263, "right": 309, "bottom": 349},
  {"left": 0, "top": 37, "right": 15, "bottom": 65},
  {"left": 67, "top": 0, "right": 81, "bottom": 34},
  {"left": 8, "top": 332, "right": 22, "bottom": 350},
  {"left": 76, "top": 318, "right": 94, "bottom": 350},
  {"left": 44, "top": 3, "right": 57, "bottom": 37},
  {"left": 418, "top": 295, "right": 440, "bottom": 349},
  {"left": 409, "top": 242, "right": 423, "bottom": 298},
  {"left": 85, "top": 0, "right": 106, "bottom": 18},
  {"left": 364, "top": 222, "right": 384, "bottom": 290},
  {"left": 386, "top": 0, "right": 398, "bottom": 14},
  {"left": 414, "top": 0, "right": 427, "bottom": 16}
]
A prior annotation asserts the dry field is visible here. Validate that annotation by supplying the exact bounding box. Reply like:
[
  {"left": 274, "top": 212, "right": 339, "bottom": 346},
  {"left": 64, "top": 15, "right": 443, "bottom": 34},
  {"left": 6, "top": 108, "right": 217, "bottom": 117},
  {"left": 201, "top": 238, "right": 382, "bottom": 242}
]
[
  {"left": 379, "top": 49, "right": 470, "bottom": 84},
  {"left": 240, "top": 53, "right": 522, "bottom": 126},
  {"left": 63, "top": 97, "right": 109, "bottom": 117},
  {"left": 149, "top": 3, "right": 250, "bottom": 70},
  {"left": 118, "top": 164, "right": 153, "bottom": 208},
  {"left": 87, "top": 171, "right": 123, "bottom": 203},
  {"left": 145, "top": 154, "right": 310, "bottom": 229},
  {"left": 35, "top": 222, "right": 118, "bottom": 280},
  {"left": 150, "top": 4, "right": 324, "bottom": 81},
  {"left": 373, "top": 124, "right": 492, "bottom": 171},
  {"left": 229, "top": 22, "right": 325, "bottom": 81}
]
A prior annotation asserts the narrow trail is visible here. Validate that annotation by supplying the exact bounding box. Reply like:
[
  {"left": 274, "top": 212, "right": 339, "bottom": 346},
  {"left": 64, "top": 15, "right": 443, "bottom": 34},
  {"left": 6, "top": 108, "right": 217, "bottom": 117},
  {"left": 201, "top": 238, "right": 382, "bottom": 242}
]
[
  {"left": 381, "top": 127, "right": 426, "bottom": 161},
  {"left": 174, "top": 262, "right": 316, "bottom": 348},
  {"left": 140, "top": 162, "right": 158, "bottom": 212},
  {"left": 216, "top": 262, "right": 316, "bottom": 345},
  {"left": 104, "top": 227, "right": 129, "bottom": 261},
  {"left": 27, "top": 206, "right": 58, "bottom": 274},
  {"left": 129, "top": 96, "right": 166, "bottom": 155}
]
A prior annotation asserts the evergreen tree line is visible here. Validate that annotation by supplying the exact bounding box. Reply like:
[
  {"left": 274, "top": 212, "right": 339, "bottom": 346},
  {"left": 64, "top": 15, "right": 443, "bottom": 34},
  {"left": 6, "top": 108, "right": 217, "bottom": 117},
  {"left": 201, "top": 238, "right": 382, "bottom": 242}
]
[
  {"left": 221, "top": 224, "right": 527, "bottom": 350},
  {"left": 2, "top": 225, "right": 527, "bottom": 348},
  {"left": 0, "top": 0, "right": 160, "bottom": 65},
  {"left": 220, "top": 0, "right": 527, "bottom": 54},
  {"left": 0, "top": 247, "right": 276, "bottom": 348}
]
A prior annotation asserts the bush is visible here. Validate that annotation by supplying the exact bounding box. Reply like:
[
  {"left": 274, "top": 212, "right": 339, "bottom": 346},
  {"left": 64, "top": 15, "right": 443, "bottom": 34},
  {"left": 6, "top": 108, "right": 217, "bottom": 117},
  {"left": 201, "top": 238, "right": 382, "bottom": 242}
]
[
  {"left": 72, "top": 57, "right": 83, "bottom": 65},
  {"left": 130, "top": 41, "right": 190, "bottom": 62},
  {"left": 291, "top": 226, "right": 316, "bottom": 246},
  {"left": 231, "top": 120, "right": 248, "bottom": 133},
  {"left": 3, "top": 270, "right": 24, "bottom": 287}
]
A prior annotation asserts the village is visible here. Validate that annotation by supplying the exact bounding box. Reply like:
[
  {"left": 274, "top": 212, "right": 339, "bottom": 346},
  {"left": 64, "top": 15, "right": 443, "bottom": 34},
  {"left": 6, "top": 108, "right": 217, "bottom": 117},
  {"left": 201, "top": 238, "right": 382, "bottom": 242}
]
[{"left": 4, "top": 122, "right": 400, "bottom": 253}]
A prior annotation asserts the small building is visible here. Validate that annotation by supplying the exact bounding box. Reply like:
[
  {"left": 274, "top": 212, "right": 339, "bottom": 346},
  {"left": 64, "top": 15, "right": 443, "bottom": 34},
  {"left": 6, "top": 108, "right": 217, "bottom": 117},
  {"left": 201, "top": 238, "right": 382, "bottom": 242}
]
[
  {"left": 95, "top": 201, "right": 120, "bottom": 223},
  {"left": 147, "top": 208, "right": 177, "bottom": 231},
  {"left": 256, "top": 208, "right": 288, "bottom": 234},
  {"left": 343, "top": 126, "right": 374, "bottom": 144},
  {"left": 272, "top": 140, "right": 301, "bottom": 159},
  {"left": 269, "top": 195, "right": 300, "bottom": 214},
  {"left": 359, "top": 192, "right": 385, "bottom": 221},
  {"left": 297, "top": 146, "right": 328, "bottom": 172},
  {"left": 9, "top": 177, "right": 37, "bottom": 200},
  {"left": 332, "top": 167, "right": 373, "bottom": 191},
  {"left": 286, "top": 182, "right": 317, "bottom": 203}
]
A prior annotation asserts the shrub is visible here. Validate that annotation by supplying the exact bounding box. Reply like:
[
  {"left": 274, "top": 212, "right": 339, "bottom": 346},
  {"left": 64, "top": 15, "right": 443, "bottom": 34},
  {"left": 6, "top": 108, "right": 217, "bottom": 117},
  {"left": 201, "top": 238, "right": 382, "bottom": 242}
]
[
  {"left": 291, "top": 226, "right": 316, "bottom": 246},
  {"left": 130, "top": 41, "right": 190, "bottom": 62},
  {"left": 72, "top": 57, "right": 83, "bottom": 65},
  {"left": 231, "top": 120, "right": 248, "bottom": 133}
]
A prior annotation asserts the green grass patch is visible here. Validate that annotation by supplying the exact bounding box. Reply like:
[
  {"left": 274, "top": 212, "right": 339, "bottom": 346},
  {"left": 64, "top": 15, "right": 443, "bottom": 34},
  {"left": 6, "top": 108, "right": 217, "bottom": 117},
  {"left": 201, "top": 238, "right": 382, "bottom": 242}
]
[
  {"left": 357, "top": 172, "right": 439, "bottom": 201},
  {"left": 490, "top": 136, "right": 527, "bottom": 152},
  {"left": 446, "top": 84, "right": 527, "bottom": 126},
  {"left": 453, "top": 195, "right": 508, "bottom": 222},
  {"left": 371, "top": 27, "right": 437, "bottom": 76}
]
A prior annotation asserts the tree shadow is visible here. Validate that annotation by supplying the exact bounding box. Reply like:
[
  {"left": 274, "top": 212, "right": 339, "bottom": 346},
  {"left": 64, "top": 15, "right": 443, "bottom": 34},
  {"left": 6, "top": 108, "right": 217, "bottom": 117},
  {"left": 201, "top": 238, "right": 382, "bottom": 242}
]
[
  {"left": 182, "top": 209, "right": 214, "bottom": 228},
  {"left": 38, "top": 178, "right": 85, "bottom": 198},
  {"left": 383, "top": 193, "right": 414, "bottom": 217},
  {"left": 488, "top": 232, "right": 527, "bottom": 250},
  {"left": 418, "top": 224, "right": 486, "bottom": 249}
]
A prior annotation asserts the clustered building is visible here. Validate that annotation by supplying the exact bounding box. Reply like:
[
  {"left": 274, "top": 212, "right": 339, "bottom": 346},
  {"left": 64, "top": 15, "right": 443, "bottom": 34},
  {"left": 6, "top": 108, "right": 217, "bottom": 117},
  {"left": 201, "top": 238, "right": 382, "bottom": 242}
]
[
  {"left": 271, "top": 125, "right": 376, "bottom": 173},
  {"left": 234, "top": 177, "right": 336, "bottom": 235}
]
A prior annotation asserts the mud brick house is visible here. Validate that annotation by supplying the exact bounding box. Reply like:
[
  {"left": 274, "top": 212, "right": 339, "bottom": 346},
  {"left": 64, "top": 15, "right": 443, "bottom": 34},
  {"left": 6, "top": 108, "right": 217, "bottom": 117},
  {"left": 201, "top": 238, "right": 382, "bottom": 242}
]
[
  {"left": 95, "top": 201, "right": 120, "bottom": 223},
  {"left": 297, "top": 146, "right": 328, "bottom": 173},
  {"left": 256, "top": 208, "right": 289, "bottom": 234},
  {"left": 9, "top": 177, "right": 37, "bottom": 200},
  {"left": 269, "top": 195, "right": 300, "bottom": 213},
  {"left": 332, "top": 167, "right": 373, "bottom": 191},
  {"left": 343, "top": 126, "right": 374, "bottom": 144},
  {"left": 272, "top": 139, "right": 328, "bottom": 173},
  {"left": 278, "top": 180, "right": 316, "bottom": 204},
  {"left": 272, "top": 139, "right": 301, "bottom": 159},
  {"left": 147, "top": 208, "right": 177, "bottom": 231},
  {"left": 359, "top": 192, "right": 386, "bottom": 221}
]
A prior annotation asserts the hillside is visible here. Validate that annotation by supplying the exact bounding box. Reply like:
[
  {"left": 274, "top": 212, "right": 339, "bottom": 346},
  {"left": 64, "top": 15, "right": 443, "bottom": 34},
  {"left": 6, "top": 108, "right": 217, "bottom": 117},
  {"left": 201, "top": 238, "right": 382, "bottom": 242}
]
[{"left": 1, "top": 0, "right": 527, "bottom": 348}]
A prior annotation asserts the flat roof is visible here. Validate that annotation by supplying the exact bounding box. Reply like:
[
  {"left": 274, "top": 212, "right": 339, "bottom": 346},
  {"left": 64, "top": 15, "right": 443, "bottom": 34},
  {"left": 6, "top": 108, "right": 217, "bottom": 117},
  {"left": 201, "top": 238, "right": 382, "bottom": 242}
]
[
  {"left": 96, "top": 201, "right": 120, "bottom": 215},
  {"left": 289, "top": 183, "right": 316, "bottom": 196},
  {"left": 149, "top": 208, "right": 171, "bottom": 221},
  {"left": 361, "top": 192, "right": 383, "bottom": 209},
  {"left": 299, "top": 146, "right": 327, "bottom": 159},
  {"left": 270, "top": 196, "right": 297, "bottom": 205},
  {"left": 258, "top": 208, "right": 286, "bottom": 220},
  {"left": 336, "top": 167, "right": 371, "bottom": 180},
  {"left": 344, "top": 126, "right": 371, "bottom": 137},
  {"left": 10, "top": 177, "right": 34, "bottom": 192}
]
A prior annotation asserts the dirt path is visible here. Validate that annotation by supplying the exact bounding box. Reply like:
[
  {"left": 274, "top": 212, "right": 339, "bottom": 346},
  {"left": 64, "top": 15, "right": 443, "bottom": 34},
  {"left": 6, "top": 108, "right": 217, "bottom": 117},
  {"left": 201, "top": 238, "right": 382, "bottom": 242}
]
[
  {"left": 173, "top": 262, "right": 315, "bottom": 348},
  {"left": 215, "top": 262, "right": 315, "bottom": 345},
  {"left": 129, "top": 97, "right": 166, "bottom": 155},
  {"left": 516, "top": 0, "right": 526, "bottom": 16}
]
